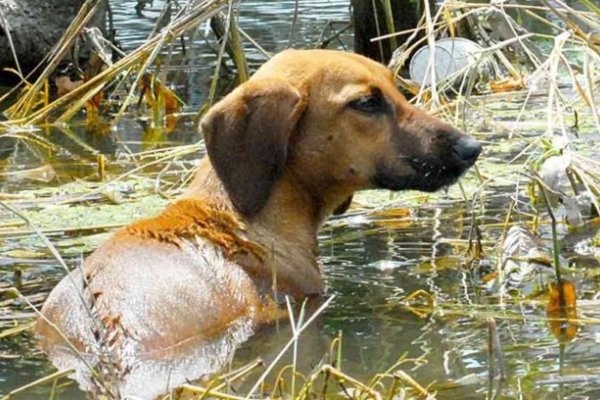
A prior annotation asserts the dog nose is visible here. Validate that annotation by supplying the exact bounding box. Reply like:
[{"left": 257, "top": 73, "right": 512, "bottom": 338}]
[{"left": 452, "top": 137, "right": 482, "bottom": 164}]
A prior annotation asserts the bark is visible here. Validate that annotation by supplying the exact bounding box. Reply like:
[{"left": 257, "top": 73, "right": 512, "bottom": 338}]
[{"left": 0, "top": 0, "right": 107, "bottom": 73}]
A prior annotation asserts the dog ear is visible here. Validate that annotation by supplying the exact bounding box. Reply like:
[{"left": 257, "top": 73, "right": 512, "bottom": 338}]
[{"left": 200, "top": 79, "right": 306, "bottom": 217}]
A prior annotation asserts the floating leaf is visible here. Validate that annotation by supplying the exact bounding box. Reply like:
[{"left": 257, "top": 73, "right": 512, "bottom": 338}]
[{"left": 546, "top": 279, "right": 578, "bottom": 342}]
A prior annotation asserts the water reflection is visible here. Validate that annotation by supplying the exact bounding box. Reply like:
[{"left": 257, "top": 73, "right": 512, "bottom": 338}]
[{"left": 1, "top": 0, "right": 600, "bottom": 399}]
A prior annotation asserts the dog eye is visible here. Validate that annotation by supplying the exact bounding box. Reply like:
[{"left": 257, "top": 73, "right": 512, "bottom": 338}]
[{"left": 348, "top": 95, "right": 387, "bottom": 115}]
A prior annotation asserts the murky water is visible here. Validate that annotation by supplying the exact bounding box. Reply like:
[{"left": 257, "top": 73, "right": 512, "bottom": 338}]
[{"left": 1, "top": 0, "right": 599, "bottom": 399}]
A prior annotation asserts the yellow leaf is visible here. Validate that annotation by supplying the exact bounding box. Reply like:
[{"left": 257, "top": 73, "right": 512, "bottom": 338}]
[{"left": 546, "top": 279, "right": 578, "bottom": 342}]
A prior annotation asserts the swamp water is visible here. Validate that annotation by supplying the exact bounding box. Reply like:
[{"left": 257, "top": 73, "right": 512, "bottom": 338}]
[{"left": 1, "top": 0, "right": 600, "bottom": 399}]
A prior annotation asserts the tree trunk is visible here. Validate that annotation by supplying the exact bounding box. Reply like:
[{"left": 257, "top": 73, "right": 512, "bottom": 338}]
[
  {"left": 351, "top": 0, "right": 428, "bottom": 65},
  {"left": 0, "top": 0, "right": 107, "bottom": 74}
]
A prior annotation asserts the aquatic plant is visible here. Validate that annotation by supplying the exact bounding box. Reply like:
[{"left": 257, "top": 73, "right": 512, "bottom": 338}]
[{"left": 0, "top": 0, "right": 599, "bottom": 398}]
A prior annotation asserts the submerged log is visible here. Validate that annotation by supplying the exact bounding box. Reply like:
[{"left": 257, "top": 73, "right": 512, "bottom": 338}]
[
  {"left": 351, "top": 0, "right": 432, "bottom": 65},
  {"left": 0, "top": 0, "right": 107, "bottom": 75}
]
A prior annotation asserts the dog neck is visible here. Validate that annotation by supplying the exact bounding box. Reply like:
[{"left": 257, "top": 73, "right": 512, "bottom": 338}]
[{"left": 183, "top": 158, "right": 326, "bottom": 297}]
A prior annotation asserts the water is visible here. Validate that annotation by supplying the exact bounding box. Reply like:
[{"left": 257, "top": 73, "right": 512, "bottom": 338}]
[
  {"left": 109, "top": 0, "right": 352, "bottom": 110},
  {"left": 1, "top": 0, "right": 599, "bottom": 399}
]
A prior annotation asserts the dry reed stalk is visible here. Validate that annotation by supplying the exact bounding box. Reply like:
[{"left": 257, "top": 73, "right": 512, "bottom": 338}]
[
  {"left": 0, "top": 369, "right": 75, "bottom": 400},
  {"left": 205, "top": 1, "right": 236, "bottom": 111},
  {"left": 245, "top": 296, "right": 335, "bottom": 398},
  {"left": 6, "top": 0, "right": 104, "bottom": 120},
  {"left": 5, "top": 0, "right": 226, "bottom": 126}
]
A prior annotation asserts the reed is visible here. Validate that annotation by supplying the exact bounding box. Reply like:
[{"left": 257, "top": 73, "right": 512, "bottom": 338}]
[{"left": 1, "top": 0, "right": 599, "bottom": 398}]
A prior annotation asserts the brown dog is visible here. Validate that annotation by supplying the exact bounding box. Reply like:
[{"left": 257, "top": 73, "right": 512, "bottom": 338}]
[{"left": 36, "top": 49, "right": 480, "bottom": 397}]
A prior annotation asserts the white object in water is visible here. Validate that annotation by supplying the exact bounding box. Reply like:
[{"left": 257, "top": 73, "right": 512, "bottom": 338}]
[{"left": 409, "top": 37, "right": 488, "bottom": 87}]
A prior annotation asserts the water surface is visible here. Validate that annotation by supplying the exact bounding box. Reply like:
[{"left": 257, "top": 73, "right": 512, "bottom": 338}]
[{"left": 1, "top": 1, "right": 599, "bottom": 399}]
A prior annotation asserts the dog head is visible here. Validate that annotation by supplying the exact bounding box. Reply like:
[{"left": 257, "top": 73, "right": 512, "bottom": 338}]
[{"left": 200, "top": 50, "right": 481, "bottom": 218}]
